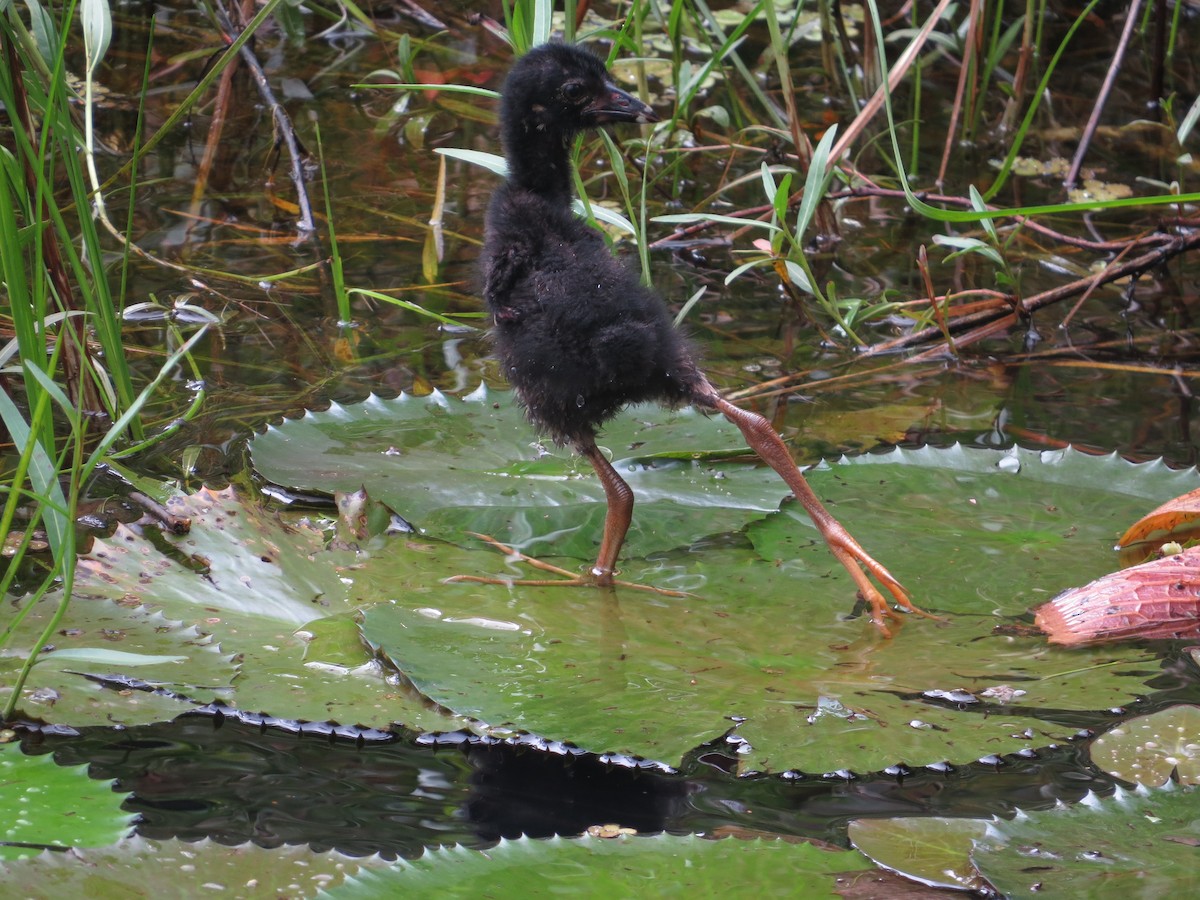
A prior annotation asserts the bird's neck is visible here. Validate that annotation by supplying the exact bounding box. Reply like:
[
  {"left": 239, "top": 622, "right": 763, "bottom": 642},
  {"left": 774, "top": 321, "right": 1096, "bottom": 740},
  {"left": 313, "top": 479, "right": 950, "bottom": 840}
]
[{"left": 502, "top": 118, "right": 576, "bottom": 205}]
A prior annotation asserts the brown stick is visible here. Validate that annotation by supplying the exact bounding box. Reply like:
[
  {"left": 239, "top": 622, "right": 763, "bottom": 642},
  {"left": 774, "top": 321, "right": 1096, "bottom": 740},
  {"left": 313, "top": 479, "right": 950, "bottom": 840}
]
[
  {"left": 864, "top": 231, "right": 1200, "bottom": 358},
  {"left": 1065, "top": 0, "right": 1144, "bottom": 188}
]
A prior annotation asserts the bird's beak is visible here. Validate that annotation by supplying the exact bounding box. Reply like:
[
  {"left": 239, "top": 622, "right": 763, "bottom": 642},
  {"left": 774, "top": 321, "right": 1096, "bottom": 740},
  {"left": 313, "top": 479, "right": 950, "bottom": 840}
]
[{"left": 585, "top": 82, "right": 660, "bottom": 125}]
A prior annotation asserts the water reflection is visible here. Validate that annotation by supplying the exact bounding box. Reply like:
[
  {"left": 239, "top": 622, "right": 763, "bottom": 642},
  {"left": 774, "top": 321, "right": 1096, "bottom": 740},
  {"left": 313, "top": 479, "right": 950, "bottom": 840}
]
[{"left": 24, "top": 681, "right": 1200, "bottom": 858}]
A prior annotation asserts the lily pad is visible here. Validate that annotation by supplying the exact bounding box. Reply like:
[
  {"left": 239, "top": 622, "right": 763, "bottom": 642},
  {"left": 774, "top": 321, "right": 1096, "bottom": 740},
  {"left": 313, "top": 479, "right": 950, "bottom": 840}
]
[
  {"left": 0, "top": 835, "right": 390, "bottom": 898},
  {"left": 0, "top": 743, "right": 134, "bottom": 861},
  {"left": 357, "top": 438, "right": 1190, "bottom": 772},
  {"left": 12, "top": 487, "right": 450, "bottom": 731},
  {"left": 361, "top": 549, "right": 1162, "bottom": 772},
  {"left": 848, "top": 816, "right": 990, "bottom": 892},
  {"left": 328, "top": 833, "right": 856, "bottom": 897},
  {"left": 1090, "top": 705, "right": 1200, "bottom": 786},
  {"left": 42, "top": 429, "right": 1200, "bottom": 775},
  {"left": 974, "top": 785, "right": 1200, "bottom": 896},
  {"left": 847, "top": 785, "right": 1200, "bottom": 895},
  {"left": 0, "top": 604, "right": 235, "bottom": 725},
  {"left": 249, "top": 386, "right": 818, "bottom": 561}
]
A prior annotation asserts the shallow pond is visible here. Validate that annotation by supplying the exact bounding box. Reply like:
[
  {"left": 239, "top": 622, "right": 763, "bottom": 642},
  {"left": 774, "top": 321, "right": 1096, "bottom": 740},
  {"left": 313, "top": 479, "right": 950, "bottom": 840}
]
[{"left": 5, "top": 0, "right": 1200, "bottom": 895}]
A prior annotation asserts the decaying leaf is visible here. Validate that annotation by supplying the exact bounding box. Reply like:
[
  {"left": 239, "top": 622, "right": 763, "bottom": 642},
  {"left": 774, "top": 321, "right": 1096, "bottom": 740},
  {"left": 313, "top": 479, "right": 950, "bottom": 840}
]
[
  {"left": 1118, "top": 485, "right": 1200, "bottom": 553},
  {"left": 1035, "top": 546, "right": 1200, "bottom": 645}
]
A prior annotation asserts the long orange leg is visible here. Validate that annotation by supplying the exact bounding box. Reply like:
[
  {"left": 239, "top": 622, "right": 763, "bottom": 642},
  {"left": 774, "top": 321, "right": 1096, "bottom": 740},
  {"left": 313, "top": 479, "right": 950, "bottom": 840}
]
[
  {"left": 578, "top": 439, "right": 633, "bottom": 583},
  {"left": 446, "top": 437, "right": 688, "bottom": 597},
  {"left": 694, "top": 382, "right": 936, "bottom": 633}
]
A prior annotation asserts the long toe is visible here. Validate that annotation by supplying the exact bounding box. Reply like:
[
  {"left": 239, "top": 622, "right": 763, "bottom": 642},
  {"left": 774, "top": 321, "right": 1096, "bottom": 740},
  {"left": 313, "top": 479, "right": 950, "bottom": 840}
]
[
  {"left": 822, "top": 529, "right": 940, "bottom": 633},
  {"left": 445, "top": 533, "right": 692, "bottom": 598}
]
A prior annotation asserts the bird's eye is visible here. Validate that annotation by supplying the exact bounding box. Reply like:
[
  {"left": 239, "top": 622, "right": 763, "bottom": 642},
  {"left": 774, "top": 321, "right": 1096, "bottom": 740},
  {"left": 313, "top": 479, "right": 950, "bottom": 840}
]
[{"left": 561, "top": 81, "right": 586, "bottom": 103}]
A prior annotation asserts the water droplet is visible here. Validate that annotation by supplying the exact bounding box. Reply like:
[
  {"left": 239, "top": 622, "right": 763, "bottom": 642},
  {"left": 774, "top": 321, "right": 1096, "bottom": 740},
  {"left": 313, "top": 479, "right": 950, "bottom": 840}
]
[{"left": 576, "top": 394, "right": 585, "bottom": 407}]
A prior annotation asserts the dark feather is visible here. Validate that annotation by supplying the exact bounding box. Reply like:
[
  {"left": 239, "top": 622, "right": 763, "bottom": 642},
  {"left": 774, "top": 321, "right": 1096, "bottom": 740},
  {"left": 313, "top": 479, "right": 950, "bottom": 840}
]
[{"left": 483, "top": 43, "right": 701, "bottom": 445}]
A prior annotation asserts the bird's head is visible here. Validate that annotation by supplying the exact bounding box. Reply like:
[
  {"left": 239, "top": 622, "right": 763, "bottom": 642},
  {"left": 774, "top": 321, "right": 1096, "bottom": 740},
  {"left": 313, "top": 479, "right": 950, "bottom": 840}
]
[{"left": 501, "top": 43, "right": 659, "bottom": 141}]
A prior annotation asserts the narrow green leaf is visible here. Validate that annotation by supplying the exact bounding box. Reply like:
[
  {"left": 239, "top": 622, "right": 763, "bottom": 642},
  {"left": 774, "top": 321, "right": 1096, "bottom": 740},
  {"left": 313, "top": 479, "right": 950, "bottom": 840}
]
[
  {"left": 37, "top": 648, "right": 188, "bottom": 667},
  {"left": 970, "top": 186, "right": 997, "bottom": 242},
  {"left": 532, "top": 0, "right": 552, "bottom": 47},
  {"left": 654, "top": 213, "right": 780, "bottom": 232},
  {"left": 24, "top": 0, "right": 58, "bottom": 63},
  {"left": 724, "top": 258, "right": 768, "bottom": 284},
  {"left": 0, "top": 388, "right": 69, "bottom": 556},
  {"left": 795, "top": 124, "right": 837, "bottom": 239},
  {"left": 760, "top": 162, "right": 778, "bottom": 208},
  {"left": 434, "top": 147, "right": 508, "bottom": 176},
  {"left": 578, "top": 201, "right": 637, "bottom": 235},
  {"left": 81, "top": 0, "right": 112, "bottom": 77}
]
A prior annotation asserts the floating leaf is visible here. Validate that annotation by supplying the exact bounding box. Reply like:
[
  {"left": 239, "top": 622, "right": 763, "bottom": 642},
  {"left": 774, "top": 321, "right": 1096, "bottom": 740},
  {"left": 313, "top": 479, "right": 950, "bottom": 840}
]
[
  {"left": 0, "top": 744, "right": 133, "bottom": 861},
  {"left": 848, "top": 816, "right": 989, "bottom": 891},
  {"left": 1034, "top": 546, "right": 1200, "bottom": 645},
  {"left": 44, "top": 486, "right": 447, "bottom": 731},
  {"left": 1067, "top": 179, "right": 1134, "bottom": 203},
  {"left": 1090, "top": 705, "right": 1200, "bottom": 786},
  {"left": 1119, "top": 486, "right": 1200, "bottom": 550},
  {"left": 250, "top": 388, "right": 792, "bottom": 561},
  {"left": 974, "top": 785, "right": 1200, "bottom": 896},
  {"left": 251, "top": 402, "right": 1200, "bottom": 770},
  {"left": 0, "top": 603, "right": 233, "bottom": 725},
  {"left": 327, "top": 833, "right": 855, "bottom": 897},
  {"left": 0, "top": 835, "right": 389, "bottom": 897}
]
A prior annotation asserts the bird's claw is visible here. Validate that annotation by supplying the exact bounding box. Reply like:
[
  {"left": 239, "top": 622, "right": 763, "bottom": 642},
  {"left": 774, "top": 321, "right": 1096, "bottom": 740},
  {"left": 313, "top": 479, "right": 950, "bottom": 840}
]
[
  {"left": 826, "top": 536, "right": 942, "bottom": 637},
  {"left": 445, "top": 532, "right": 693, "bottom": 598}
]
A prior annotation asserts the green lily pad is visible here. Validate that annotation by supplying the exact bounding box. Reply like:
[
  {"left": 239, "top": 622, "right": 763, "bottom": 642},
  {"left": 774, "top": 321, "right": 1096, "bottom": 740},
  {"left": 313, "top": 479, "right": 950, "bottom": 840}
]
[
  {"left": 357, "top": 439, "right": 1188, "bottom": 772},
  {"left": 12, "top": 487, "right": 451, "bottom": 732},
  {"left": 249, "top": 386, "right": 800, "bottom": 561},
  {"left": 361, "top": 544, "right": 1162, "bottom": 772},
  {"left": 1090, "top": 705, "right": 1200, "bottom": 787},
  {"left": 974, "top": 784, "right": 1200, "bottom": 896},
  {"left": 0, "top": 743, "right": 134, "bottom": 861},
  {"left": 849, "top": 816, "right": 990, "bottom": 891},
  {"left": 45, "top": 426, "right": 1200, "bottom": 774},
  {"left": 0, "top": 835, "right": 390, "bottom": 897},
  {"left": 848, "top": 785, "right": 1200, "bottom": 895},
  {"left": 327, "top": 833, "right": 856, "bottom": 897},
  {"left": 0, "top": 603, "right": 235, "bottom": 725}
]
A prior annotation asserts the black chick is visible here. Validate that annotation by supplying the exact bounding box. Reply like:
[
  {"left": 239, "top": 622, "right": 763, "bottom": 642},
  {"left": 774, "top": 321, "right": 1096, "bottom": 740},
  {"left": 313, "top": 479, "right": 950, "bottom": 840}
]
[{"left": 459, "top": 43, "right": 927, "bottom": 632}]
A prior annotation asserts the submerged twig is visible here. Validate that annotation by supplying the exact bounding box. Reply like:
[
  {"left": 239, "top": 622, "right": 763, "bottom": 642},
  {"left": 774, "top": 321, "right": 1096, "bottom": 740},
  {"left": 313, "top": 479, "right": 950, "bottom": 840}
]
[
  {"left": 1064, "top": 0, "right": 1144, "bottom": 188},
  {"left": 212, "top": 0, "right": 316, "bottom": 232}
]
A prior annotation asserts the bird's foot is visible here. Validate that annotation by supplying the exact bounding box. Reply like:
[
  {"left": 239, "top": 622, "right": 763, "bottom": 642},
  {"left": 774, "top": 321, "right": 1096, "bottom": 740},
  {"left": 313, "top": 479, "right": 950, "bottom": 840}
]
[
  {"left": 444, "top": 533, "right": 692, "bottom": 598},
  {"left": 823, "top": 529, "right": 942, "bottom": 637}
]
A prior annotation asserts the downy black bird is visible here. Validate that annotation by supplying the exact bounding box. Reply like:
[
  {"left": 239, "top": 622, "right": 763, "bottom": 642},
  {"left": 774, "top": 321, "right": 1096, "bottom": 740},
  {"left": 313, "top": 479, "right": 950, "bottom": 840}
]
[{"left": 453, "top": 43, "right": 926, "bottom": 632}]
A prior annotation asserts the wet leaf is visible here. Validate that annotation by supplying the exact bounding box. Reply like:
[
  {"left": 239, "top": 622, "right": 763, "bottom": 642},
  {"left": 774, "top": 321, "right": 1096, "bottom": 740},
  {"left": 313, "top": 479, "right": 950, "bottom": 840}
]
[
  {"left": 44, "top": 432, "right": 1200, "bottom": 774},
  {"left": 973, "top": 785, "right": 1200, "bottom": 896},
  {"left": 0, "top": 744, "right": 133, "bottom": 861},
  {"left": 25, "top": 486, "right": 445, "bottom": 730},
  {"left": 360, "top": 536, "right": 1160, "bottom": 772},
  {"left": 34, "top": 648, "right": 187, "bottom": 667},
  {"left": 248, "top": 407, "right": 1199, "bottom": 770},
  {"left": 848, "top": 816, "right": 989, "bottom": 891},
  {"left": 1118, "top": 486, "right": 1200, "bottom": 549},
  {"left": 249, "top": 387, "right": 791, "bottom": 561},
  {"left": 1090, "top": 705, "right": 1200, "bottom": 786},
  {"left": 1034, "top": 546, "right": 1200, "bottom": 645},
  {"left": 328, "top": 833, "right": 855, "bottom": 897},
  {"left": 0, "top": 603, "right": 234, "bottom": 724},
  {"left": 0, "top": 835, "right": 388, "bottom": 897}
]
